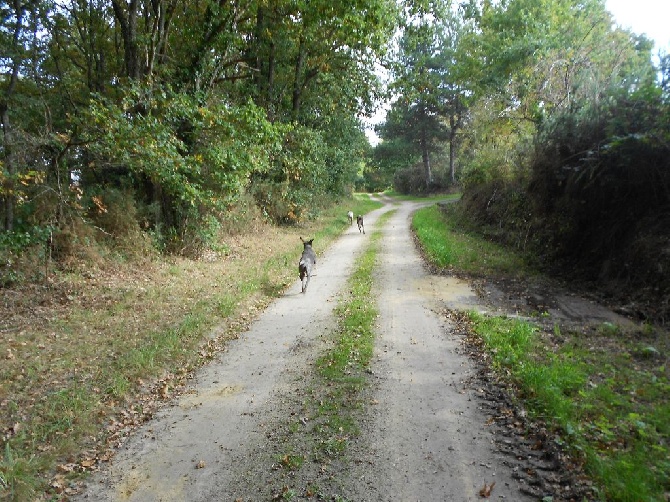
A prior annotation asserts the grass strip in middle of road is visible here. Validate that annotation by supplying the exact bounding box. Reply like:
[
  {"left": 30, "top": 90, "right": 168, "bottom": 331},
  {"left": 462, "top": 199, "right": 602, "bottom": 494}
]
[{"left": 273, "top": 209, "right": 395, "bottom": 501}]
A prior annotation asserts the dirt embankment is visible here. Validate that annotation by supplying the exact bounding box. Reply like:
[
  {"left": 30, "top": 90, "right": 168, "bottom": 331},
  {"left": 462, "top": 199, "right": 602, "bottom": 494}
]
[{"left": 73, "top": 198, "right": 630, "bottom": 501}]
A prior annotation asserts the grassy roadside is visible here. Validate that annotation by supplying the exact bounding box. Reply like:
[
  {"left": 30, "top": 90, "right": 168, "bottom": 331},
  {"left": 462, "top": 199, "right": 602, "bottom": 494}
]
[
  {"left": 0, "top": 195, "right": 381, "bottom": 501},
  {"left": 411, "top": 204, "right": 530, "bottom": 275},
  {"left": 412, "top": 203, "right": 670, "bottom": 502},
  {"left": 272, "top": 209, "right": 394, "bottom": 501}
]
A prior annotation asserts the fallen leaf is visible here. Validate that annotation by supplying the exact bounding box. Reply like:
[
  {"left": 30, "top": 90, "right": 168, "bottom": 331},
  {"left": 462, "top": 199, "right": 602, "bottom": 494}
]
[
  {"left": 479, "top": 481, "right": 495, "bottom": 498},
  {"left": 51, "top": 479, "right": 65, "bottom": 494},
  {"left": 57, "top": 463, "right": 76, "bottom": 474},
  {"left": 80, "top": 458, "right": 96, "bottom": 468}
]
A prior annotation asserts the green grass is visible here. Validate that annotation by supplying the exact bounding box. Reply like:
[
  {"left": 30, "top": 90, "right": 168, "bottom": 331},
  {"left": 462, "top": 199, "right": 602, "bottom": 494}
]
[
  {"left": 413, "top": 203, "right": 670, "bottom": 502},
  {"left": 468, "top": 312, "right": 588, "bottom": 425},
  {"left": 466, "top": 312, "right": 670, "bottom": 501},
  {"left": 310, "top": 211, "right": 391, "bottom": 448},
  {"left": 412, "top": 205, "right": 529, "bottom": 276}
]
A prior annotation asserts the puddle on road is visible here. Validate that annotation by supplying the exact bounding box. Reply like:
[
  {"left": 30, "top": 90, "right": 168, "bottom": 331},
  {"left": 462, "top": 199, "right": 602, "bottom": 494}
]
[
  {"left": 179, "top": 384, "right": 242, "bottom": 409},
  {"left": 414, "top": 275, "right": 481, "bottom": 310},
  {"left": 117, "top": 468, "right": 188, "bottom": 501}
]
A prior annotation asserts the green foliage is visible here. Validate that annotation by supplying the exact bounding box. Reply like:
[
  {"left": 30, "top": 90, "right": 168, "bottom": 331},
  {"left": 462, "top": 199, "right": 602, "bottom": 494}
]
[
  {"left": 417, "top": 0, "right": 670, "bottom": 323},
  {"left": 251, "top": 116, "right": 369, "bottom": 223},
  {"left": 0, "top": 226, "right": 52, "bottom": 285},
  {"left": 81, "top": 83, "right": 279, "bottom": 253},
  {"left": 380, "top": 9, "right": 467, "bottom": 193},
  {"left": 524, "top": 85, "right": 670, "bottom": 314},
  {"left": 412, "top": 204, "right": 530, "bottom": 276},
  {"left": 84, "top": 84, "right": 274, "bottom": 207},
  {"left": 250, "top": 124, "right": 326, "bottom": 224},
  {"left": 395, "top": 0, "right": 659, "bottom": 199},
  {"left": 1, "top": 0, "right": 399, "bottom": 268},
  {"left": 365, "top": 138, "right": 415, "bottom": 191}
]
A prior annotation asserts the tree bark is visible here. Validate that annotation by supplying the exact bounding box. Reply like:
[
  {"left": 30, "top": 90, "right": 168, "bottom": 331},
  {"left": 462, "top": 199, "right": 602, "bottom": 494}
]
[
  {"left": 419, "top": 106, "right": 432, "bottom": 189},
  {"left": 254, "top": 7, "right": 277, "bottom": 121},
  {"left": 1, "top": 104, "right": 16, "bottom": 232},
  {"left": 421, "top": 131, "right": 432, "bottom": 189},
  {"left": 111, "top": 0, "right": 141, "bottom": 79},
  {"left": 1, "top": 0, "right": 24, "bottom": 231},
  {"left": 292, "top": 36, "right": 306, "bottom": 118},
  {"left": 449, "top": 114, "right": 456, "bottom": 184}
]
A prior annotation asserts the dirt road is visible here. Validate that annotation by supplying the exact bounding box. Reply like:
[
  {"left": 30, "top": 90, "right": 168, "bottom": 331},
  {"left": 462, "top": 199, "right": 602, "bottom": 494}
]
[{"left": 76, "top": 199, "right": 539, "bottom": 501}]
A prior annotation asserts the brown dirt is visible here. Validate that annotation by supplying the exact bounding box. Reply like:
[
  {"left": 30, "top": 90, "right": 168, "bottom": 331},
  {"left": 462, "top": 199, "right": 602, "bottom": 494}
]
[{"left": 65, "top": 198, "right": 646, "bottom": 501}]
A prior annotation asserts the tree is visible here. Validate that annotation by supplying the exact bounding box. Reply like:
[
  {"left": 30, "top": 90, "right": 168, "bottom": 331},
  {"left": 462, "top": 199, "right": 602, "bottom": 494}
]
[
  {"left": 247, "top": 0, "right": 398, "bottom": 123},
  {"left": 379, "top": 0, "right": 473, "bottom": 190},
  {"left": 386, "top": 20, "right": 448, "bottom": 189},
  {"left": 1, "top": 0, "right": 402, "bottom": 267},
  {"left": 1, "top": 1, "right": 52, "bottom": 232}
]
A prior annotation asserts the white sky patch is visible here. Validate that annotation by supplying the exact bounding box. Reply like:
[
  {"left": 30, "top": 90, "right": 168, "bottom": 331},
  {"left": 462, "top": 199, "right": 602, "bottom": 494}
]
[{"left": 605, "top": 0, "right": 670, "bottom": 53}]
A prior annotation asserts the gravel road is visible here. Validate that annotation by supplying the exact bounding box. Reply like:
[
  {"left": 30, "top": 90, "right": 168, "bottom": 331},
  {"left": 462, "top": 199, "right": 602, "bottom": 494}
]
[{"left": 75, "top": 198, "right": 540, "bottom": 501}]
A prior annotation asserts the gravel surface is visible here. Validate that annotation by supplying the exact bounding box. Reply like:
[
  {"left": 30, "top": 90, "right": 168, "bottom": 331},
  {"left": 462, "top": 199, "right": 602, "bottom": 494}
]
[{"left": 75, "top": 198, "right": 627, "bottom": 501}]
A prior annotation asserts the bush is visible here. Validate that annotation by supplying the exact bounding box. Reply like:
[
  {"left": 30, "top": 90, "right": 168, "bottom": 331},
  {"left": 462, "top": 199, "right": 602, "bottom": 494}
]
[
  {"left": 0, "top": 227, "right": 52, "bottom": 286},
  {"left": 88, "top": 188, "right": 155, "bottom": 259},
  {"left": 459, "top": 85, "right": 670, "bottom": 323}
]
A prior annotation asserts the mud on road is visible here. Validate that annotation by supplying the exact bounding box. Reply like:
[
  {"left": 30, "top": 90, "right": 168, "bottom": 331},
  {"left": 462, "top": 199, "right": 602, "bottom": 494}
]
[{"left": 75, "top": 199, "right": 625, "bottom": 501}]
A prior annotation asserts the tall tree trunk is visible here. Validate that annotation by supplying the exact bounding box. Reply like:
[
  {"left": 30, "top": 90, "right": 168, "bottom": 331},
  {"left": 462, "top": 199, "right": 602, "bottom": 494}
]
[
  {"left": 111, "top": 0, "right": 141, "bottom": 79},
  {"left": 147, "top": 0, "right": 165, "bottom": 75},
  {"left": 267, "top": 41, "right": 276, "bottom": 121},
  {"left": 449, "top": 114, "right": 456, "bottom": 184},
  {"left": 421, "top": 129, "right": 432, "bottom": 189},
  {"left": 1, "top": 0, "right": 24, "bottom": 231},
  {"left": 292, "top": 36, "right": 306, "bottom": 118},
  {"left": 419, "top": 106, "right": 432, "bottom": 189},
  {"left": 254, "top": 7, "right": 276, "bottom": 121},
  {"left": 1, "top": 104, "right": 16, "bottom": 231}
]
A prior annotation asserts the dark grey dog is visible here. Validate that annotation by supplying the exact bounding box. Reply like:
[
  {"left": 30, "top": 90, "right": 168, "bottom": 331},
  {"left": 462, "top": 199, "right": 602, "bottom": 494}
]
[
  {"left": 299, "top": 237, "right": 316, "bottom": 293},
  {"left": 357, "top": 215, "right": 365, "bottom": 234}
]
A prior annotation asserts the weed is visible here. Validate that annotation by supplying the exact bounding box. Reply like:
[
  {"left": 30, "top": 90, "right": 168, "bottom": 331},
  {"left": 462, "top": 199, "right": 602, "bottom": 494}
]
[
  {"left": 0, "top": 444, "right": 43, "bottom": 502},
  {"left": 597, "top": 322, "right": 620, "bottom": 337},
  {"left": 278, "top": 453, "right": 305, "bottom": 471},
  {"left": 464, "top": 309, "right": 670, "bottom": 500}
]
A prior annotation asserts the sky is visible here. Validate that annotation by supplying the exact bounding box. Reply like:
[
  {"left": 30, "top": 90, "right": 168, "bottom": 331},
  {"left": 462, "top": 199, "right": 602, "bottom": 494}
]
[{"left": 605, "top": 0, "right": 670, "bottom": 53}]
